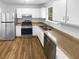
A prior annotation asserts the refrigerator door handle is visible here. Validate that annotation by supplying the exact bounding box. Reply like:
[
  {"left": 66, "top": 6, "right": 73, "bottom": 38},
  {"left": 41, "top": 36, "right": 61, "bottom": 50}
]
[{"left": 1, "top": 22, "right": 14, "bottom": 23}]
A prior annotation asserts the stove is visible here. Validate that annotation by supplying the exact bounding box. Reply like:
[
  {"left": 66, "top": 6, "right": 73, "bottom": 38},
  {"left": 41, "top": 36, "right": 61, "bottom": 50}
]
[{"left": 21, "top": 20, "right": 32, "bottom": 36}]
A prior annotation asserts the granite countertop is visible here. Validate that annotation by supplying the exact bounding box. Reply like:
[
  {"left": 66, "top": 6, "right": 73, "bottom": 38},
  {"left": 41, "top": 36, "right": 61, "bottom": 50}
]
[{"left": 44, "top": 29, "right": 79, "bottom": 59}]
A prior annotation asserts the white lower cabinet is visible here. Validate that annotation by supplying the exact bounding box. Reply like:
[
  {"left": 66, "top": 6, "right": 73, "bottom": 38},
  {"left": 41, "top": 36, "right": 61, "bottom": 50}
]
[
  {"left": 16, "top": 26, "right": 44, "bottom": 47},
  {"left": 33, "top": 26, "right": 44, "bottom": 46},
  {"left": 33, "top": 26, "right": 38, "bottom": 36},
  {"left": 16, "top": 26, "right": 21, "bottom": 36},
  {"left": 56, "top": 47, "right": 69, "bottom": 59},
  {"left": 36, "top": 27, "right": 44, "bottom": 46}
]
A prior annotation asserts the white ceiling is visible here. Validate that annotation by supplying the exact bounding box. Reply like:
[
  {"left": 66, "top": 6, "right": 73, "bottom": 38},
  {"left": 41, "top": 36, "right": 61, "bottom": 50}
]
[{"left": 1, "top": 0, "right": 50, "bottom": 5}]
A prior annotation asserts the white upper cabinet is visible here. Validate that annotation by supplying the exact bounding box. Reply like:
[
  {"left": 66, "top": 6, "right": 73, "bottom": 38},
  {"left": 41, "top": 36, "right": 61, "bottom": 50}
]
[
  {"left": 53, "top": 0, "right": 66, "bottom": 22},
  {"left": 41, "top": 8, "right": 46, "bottom": 18},
  {"left": 67, "top": 0, "right": 79, "bottom": 26},
  {"left": 17, "top": 8, "right": 41, "bottom": 18},
  {"left": 53, "top": 0, "right": 79, "bottom": 26}
]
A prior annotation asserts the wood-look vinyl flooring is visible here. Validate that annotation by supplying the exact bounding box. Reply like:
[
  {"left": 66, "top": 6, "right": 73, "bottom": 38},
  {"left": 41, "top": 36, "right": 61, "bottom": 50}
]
[{"left": 0, "top": 37, "right": 47, "bottom": 59}]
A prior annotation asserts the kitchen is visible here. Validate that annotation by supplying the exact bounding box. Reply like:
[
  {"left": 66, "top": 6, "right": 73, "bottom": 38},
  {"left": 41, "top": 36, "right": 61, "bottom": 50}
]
[{"left": 0, "top": 0, "right": 79, "bottom": 59}]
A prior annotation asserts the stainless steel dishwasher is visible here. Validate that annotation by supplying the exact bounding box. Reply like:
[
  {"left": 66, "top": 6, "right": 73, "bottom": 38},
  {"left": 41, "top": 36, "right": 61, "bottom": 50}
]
[{"left": 44, "top": 33, "right": 56, "bottom": 59}]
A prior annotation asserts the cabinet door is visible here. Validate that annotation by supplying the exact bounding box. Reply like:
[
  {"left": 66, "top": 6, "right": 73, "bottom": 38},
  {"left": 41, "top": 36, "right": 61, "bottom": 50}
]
[
  {"left": 56, "top": 47, "right": 69, "bottom": 59},
  {"left": 16, "top": 26, "right": 21, "bottom": 36},
  {"left": 33, "top": 26, "right": 38, "bottom": 36},
  {"left": 37, "top": 27, "right": 44, "bottom": 46},
  {"left": 44, "top": 34, "right": 56, "bottom": 59}
]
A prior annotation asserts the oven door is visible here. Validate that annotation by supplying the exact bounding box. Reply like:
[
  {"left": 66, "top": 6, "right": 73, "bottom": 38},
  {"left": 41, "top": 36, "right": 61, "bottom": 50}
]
[
  {"left": 21, "top": 21, "right": 32, "bottom": 36},
  {"left": 21, "top": 28, "right": 32, "bottom": 35}
]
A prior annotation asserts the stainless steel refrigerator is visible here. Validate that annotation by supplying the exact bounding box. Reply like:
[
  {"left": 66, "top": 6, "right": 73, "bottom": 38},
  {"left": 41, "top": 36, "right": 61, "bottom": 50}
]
[{"left": 0, "top": 13, "right": 15, "bottom": 40}]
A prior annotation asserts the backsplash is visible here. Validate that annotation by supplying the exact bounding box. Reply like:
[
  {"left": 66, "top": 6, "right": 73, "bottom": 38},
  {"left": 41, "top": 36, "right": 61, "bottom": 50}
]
[{"left": 16, "top": 18, "right": 46, "bottom": 23}]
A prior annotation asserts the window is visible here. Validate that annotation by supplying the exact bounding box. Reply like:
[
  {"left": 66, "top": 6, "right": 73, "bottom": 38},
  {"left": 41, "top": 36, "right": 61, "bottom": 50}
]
[{"left": 48, "top": 7, "right": 53, "bottom": 21}]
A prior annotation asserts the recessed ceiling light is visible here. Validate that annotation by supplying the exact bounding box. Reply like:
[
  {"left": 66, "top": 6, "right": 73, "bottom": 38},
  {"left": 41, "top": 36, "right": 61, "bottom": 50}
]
[
  {"left": 25, "top": 0, "right": 29, "bottom": 2},
  {"left": 25, "top": 0, "right": 32, "bottom": 2}
]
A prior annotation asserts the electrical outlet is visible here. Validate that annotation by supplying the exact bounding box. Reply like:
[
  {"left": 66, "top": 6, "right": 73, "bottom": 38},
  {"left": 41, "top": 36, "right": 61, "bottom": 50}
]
[
  {"left": 62, "top": 16, "right": 65, "bottom": 20},
  {"left": 62, "top": 16, "right": 69, "bottom": 23}
]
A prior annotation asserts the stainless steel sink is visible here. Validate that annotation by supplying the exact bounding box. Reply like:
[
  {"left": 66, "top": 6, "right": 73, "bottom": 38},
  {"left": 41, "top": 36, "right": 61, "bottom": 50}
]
[{"left": 40, "top": 26, "right": 52, "bottom": 30}]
